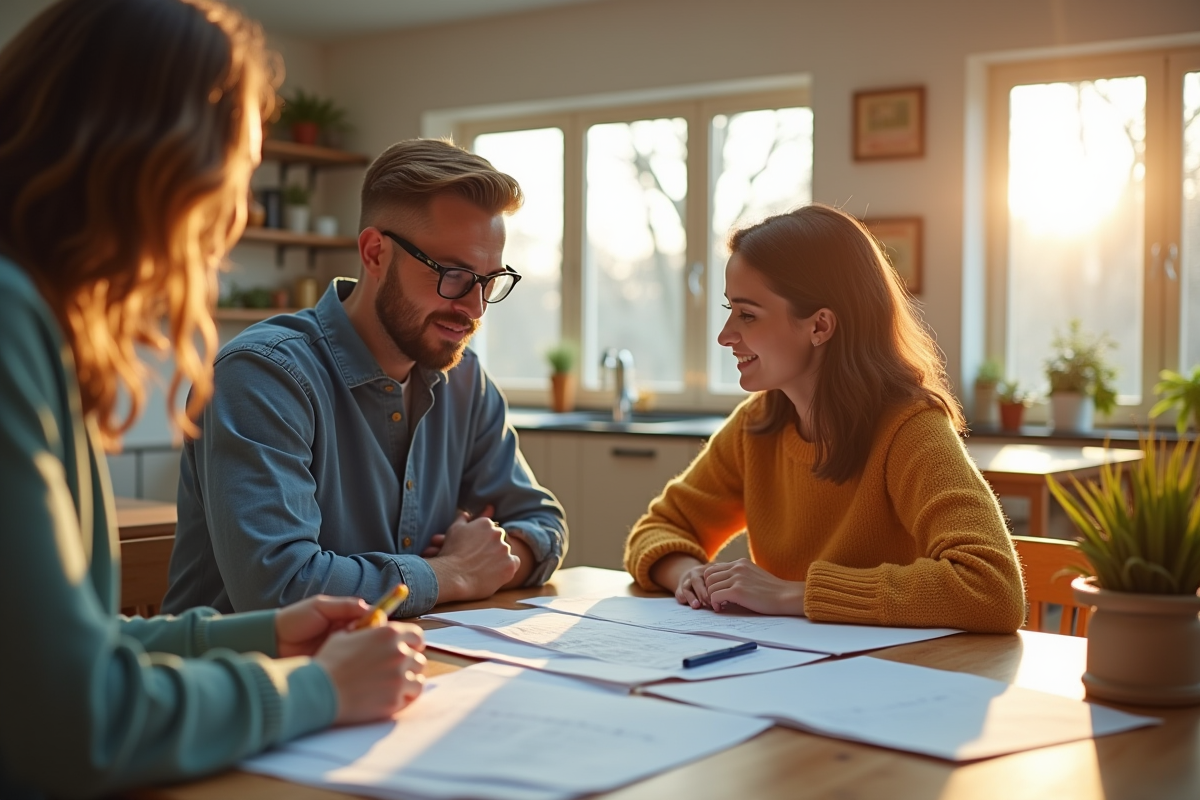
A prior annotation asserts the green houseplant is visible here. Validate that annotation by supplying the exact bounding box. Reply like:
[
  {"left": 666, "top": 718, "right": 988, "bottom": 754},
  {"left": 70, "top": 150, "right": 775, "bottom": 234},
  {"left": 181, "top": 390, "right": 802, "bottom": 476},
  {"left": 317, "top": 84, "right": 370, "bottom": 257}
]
[
  {"left": 278, "top": 89, "right": 349, "bottom": 146},
  {"left": 1044, "top": 319, "right": 1118, "bottom": 431},
  {"left": 283, "top": 184, "right": 310, "bottom": 234},
  {"left": 546, "top": 342, "right": 577, "bottom": 413},
  {"left": 1151, "top": 366, "right": 1200, "bottom": 434},
  {"left": 996, "top": 380, "right": 1028, "bottom": 432},
  {"left": 1048, "top": 433, "right": 1200, "bottom": 706},
  {"left": 973, "top": 358, "right": 1004, "bottom": 426}
]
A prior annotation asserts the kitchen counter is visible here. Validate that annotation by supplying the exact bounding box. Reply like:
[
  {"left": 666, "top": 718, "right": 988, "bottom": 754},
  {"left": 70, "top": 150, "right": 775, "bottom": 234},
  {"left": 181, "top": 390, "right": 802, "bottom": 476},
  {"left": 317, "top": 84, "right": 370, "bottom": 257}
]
[{"left": 508, "top": 407, "right": 727, "bottom": 437}]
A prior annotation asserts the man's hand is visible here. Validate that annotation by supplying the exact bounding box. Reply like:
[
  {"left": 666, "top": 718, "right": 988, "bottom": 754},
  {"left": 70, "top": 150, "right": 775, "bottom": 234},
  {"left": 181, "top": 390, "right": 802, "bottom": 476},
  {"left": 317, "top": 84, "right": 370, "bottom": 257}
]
[
  {"left": 276, "top": 595, "right": 374, "bottom": 657},
  {"left": 428, "top": 509, "right": 519, "bottom": 604},
  {"left": 703, "top": 559, "right": 806, "bottom": 616}
]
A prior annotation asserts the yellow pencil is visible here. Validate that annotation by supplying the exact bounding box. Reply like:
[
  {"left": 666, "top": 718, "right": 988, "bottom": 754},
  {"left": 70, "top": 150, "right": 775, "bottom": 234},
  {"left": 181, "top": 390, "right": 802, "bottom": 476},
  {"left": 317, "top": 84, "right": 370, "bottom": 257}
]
[{"left": 349, "top": 583, "right": 410, "bottom": 630}]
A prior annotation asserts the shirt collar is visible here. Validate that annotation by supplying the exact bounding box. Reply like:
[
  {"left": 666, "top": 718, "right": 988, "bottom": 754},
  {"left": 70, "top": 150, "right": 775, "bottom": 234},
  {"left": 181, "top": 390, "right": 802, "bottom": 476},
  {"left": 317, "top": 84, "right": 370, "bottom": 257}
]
[{"left": 315, "top": 277, "right": 444, "bottom": 390}]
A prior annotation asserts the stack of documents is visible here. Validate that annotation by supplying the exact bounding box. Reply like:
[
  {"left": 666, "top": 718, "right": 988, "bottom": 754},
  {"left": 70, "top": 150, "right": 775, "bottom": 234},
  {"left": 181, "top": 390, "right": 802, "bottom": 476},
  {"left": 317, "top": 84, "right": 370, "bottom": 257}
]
[
  {"left": 424, "top": 607, "right": 825, "bottom": 687},
  {"left": 243, "top": 663, "right": 772, "bottom": 800},
  {"left": 643, "top": 656, "right": 1161, "bottom": 761},
  {"left": 522, "top": 595, "right": 962, "bottom": 654}
]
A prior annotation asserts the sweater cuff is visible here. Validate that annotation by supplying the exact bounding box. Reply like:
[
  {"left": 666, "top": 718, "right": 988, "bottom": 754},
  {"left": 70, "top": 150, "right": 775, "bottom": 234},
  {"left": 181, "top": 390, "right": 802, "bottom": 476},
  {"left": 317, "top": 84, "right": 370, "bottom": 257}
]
[
  {"left": 245, "top": 655, "right": 338, "bottom": 746},
  {"left": 627, "top": 531, "right": 709, "bottom": 590},
  {"left": 195, "top": 609, "right": 279, "bottom": 657},
  {"left": 804, "top": 561, "right": 885, "bottom": 624}
]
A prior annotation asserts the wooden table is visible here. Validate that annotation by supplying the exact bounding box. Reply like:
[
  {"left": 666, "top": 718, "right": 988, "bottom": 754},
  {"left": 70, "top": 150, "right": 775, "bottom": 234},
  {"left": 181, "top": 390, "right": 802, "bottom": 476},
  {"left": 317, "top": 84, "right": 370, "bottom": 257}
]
[
  {"left": 965, "top": 443, "right": 1143, "bottom": 538},
  {"left": 127, "top": 566, "right": 1200, "bottom": 800},
  {"left": 114, "top": 497, "right": 178, "bottom": 614}
]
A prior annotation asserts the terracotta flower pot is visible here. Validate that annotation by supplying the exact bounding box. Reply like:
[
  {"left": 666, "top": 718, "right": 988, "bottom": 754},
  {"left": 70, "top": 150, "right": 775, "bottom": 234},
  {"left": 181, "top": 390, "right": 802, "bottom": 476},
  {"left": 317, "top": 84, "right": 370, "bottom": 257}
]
[
  {"left": 1072, "top": 576, "right": 1200, "bottom": 707},
  {"left": 998, "top": 401, "right": 1025, "bottom": 432},
  {"left": 550, "top": 373, "right": 575, "bottom": 413},
  {"left": 291, "top": 121, "right": 320, "bottom": 146}
]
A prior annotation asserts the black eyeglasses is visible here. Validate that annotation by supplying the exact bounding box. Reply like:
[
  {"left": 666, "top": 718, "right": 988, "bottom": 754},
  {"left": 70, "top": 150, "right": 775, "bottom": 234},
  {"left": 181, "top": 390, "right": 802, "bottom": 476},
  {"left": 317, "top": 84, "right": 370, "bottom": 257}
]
[{"left": 381, "top": 230, "right": 521, "bottom": 303}]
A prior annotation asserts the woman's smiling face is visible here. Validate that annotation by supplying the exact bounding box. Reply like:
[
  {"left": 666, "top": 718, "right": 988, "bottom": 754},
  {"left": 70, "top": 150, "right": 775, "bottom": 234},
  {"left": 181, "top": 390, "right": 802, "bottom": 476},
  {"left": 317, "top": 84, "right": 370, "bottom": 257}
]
[{"left": 717, "top": 252, "right": 825, "bottom": 396}]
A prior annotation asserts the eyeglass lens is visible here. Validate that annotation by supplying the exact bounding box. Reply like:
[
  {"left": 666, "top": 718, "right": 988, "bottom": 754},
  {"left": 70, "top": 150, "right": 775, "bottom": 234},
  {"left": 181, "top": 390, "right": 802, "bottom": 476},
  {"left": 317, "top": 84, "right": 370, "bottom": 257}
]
[{"left": 440, "top": 269, "right": 516, "bottom": 303}]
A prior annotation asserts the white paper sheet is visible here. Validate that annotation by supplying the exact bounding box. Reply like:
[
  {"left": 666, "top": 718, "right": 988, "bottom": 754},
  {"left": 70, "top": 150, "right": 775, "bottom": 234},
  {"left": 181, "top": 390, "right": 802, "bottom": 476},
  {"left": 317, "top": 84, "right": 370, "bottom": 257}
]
[
  {"left": 242, "top": 663, "right": 772, "bottom": 800},
  {"left": 522, "top": 594, "right": 961, "bottom": 655},
  {"left": 424, "top": 621, "right": 825, "bottom": 686},
  {"left": 644, "top": 656, "right": 1161, "bottom": 761}
]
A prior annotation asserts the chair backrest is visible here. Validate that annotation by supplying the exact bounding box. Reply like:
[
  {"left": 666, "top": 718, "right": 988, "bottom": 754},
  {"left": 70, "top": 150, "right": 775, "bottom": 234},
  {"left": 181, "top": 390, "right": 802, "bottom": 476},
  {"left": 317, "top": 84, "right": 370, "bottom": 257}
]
[
  {"left": 119, "top": 534, "right": 176, "bottom": 617},
  {"left": 1011, "top": 535, "right": 1094, "bottom": 636}
]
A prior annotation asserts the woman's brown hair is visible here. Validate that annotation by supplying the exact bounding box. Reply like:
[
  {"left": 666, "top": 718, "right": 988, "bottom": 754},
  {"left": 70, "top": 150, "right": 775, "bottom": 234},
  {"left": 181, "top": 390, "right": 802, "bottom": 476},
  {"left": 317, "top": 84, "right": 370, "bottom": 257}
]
[
  {"left": 732, "top": 204, "right": 963, "bottom": 484},
  {"left": 0, "top": 0, "right": 274, "bottom": 446}
]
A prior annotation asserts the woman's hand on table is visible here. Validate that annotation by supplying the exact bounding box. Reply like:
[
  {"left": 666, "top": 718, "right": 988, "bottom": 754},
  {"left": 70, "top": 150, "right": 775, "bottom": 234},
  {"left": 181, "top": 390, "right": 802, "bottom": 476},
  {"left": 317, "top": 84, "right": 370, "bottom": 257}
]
[{"left": 704, "top": 559, "right": 806, "bottom": 616}]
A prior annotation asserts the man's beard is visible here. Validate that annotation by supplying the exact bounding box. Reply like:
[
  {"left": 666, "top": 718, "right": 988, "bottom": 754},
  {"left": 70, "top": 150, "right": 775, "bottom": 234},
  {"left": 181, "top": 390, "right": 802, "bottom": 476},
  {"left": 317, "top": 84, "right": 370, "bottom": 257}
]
[{"left": 375, "top": 260, "right": 480, "bottom": 371}]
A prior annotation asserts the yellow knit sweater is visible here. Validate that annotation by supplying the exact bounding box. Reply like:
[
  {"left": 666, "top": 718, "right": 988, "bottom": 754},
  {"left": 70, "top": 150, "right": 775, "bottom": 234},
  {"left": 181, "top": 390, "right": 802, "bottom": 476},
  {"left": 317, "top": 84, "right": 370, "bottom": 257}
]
[{"left": 624, "top": 397, "right": 1026, "bottom": 634}]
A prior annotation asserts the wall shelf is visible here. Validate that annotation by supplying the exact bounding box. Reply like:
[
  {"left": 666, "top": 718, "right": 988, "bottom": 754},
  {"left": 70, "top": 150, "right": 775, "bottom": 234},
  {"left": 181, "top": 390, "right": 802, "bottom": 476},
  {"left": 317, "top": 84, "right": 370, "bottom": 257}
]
[
  {"left": 214, "top": 307, "right": 303, "bottom": 322},
  {"left": 261, "top": 139, "right": 370, "bottom": 168}
]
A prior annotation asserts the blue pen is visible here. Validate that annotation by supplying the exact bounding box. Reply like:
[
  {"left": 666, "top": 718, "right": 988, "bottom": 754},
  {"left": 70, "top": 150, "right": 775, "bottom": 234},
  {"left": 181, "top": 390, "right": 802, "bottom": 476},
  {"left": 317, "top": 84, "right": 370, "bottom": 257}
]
[{"left": 681, "top": 640, "right": 758, "bottom": 669}]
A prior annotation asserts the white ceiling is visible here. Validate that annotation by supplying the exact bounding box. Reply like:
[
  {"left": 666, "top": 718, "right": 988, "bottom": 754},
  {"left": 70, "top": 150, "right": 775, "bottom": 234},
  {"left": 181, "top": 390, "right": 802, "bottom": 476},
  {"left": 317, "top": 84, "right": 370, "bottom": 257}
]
[{"left": 233, "top": 0, "right": 609, "bottom": 41}]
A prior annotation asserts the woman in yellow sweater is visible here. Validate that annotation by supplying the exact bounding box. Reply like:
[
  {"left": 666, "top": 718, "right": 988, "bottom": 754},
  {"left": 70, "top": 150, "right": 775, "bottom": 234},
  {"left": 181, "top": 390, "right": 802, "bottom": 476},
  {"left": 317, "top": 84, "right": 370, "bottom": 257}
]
[{"left": 625, "top": 205, "right": 1025, "bottom": 634}]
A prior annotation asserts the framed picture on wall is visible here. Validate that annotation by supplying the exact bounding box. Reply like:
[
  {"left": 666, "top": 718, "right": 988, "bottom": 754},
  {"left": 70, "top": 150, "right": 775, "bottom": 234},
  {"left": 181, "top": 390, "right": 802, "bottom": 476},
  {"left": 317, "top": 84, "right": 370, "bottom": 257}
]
[
  {"left": 853, "top": 86, "right": 925, "bottom": 160},
  {"left": 864, "top": 217, "right": 923, "bottom": 294}
]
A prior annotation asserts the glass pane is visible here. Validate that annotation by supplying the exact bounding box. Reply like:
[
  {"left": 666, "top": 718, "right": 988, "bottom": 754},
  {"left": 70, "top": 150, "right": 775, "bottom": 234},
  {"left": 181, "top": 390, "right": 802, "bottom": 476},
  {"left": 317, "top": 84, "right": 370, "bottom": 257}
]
[
  {"left": 470, "top": 128, "right": 563, "bottom": 385},
  {"left": 584, "top": 118, "right": 687, "bottom": 390},
  {"left": 1181, "top": 72, "right": 1200, "bottom": 368},
  {"left": 707, "top": 107, "right": 814, "bottom": 393},
  {"left": 1007, "top": 77, "right": 1146, "bottom": 402}
]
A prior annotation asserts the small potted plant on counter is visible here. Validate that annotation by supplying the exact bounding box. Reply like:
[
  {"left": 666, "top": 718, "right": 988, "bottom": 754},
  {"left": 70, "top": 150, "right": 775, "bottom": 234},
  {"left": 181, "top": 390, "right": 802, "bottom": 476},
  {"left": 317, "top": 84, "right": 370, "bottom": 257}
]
[
  {"left": 546, "top": 342, "right": 577, "bottom": 413},
  {"left": 997, "top": 380, "right": 1028, "bottom": 432},
  {"left": 1044, "top": 319, "right": 1117, "bottom": 431},
  {"left": 973, "top": 358, "right": 1004, "bottom": 427},
  {"left": 1151, "top": 366, "right": 1200, "bottom": 434},
  {"left": 1049, "top": 433, "right": 1200, "bottom": 706}
]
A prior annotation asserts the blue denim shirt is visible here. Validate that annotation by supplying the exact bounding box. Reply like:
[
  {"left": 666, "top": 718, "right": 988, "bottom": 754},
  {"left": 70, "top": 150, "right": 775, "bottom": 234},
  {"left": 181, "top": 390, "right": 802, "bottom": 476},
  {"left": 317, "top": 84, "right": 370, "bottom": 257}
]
[{"left": 164, "top": 278, "right": 566, "bottom": 618}]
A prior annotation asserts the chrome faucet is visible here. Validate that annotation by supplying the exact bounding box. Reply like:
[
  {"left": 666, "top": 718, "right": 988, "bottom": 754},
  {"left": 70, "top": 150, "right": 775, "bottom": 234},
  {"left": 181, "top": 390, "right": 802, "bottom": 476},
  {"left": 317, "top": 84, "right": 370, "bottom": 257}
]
[{"left": 600, "top": 347, "right": 638, "bottom": 422}]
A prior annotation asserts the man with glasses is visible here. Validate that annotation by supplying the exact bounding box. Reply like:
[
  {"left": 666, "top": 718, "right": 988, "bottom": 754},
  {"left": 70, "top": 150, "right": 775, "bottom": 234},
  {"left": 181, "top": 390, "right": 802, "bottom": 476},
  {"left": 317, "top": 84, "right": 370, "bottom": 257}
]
[{"left": 164, "top": 139, "right": 566, "bottom": 619}]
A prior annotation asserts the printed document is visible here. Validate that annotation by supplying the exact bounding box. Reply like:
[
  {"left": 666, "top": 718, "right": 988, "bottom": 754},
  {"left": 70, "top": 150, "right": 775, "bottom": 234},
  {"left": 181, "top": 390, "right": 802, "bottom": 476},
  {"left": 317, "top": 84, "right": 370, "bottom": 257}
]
[
  {"left": 522, "top": 595, "right": 961, "bottom": 654},
  {"left": 644, "top": 656, "right": 1161, "bottom": 761},
  {"left": 424, "top": 618, "right": 825, "bottom": 686},
  {"left": 243, "top": 663, "right": 772, "bottom": 800}
]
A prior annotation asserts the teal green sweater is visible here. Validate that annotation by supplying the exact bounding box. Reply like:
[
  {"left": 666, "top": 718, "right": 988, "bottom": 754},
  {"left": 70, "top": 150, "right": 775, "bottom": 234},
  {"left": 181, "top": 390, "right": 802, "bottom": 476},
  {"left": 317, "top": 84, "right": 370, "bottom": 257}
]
[{"left": 0, "top": 256, "right": 337, "bottom": 799}]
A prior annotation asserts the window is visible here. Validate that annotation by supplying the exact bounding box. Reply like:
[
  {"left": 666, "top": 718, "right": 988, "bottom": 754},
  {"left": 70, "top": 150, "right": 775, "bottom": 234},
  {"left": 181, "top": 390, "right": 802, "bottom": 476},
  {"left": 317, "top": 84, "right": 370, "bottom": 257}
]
[
  {"left": 458, "top": 88, "right": 812, "bottom": 410},
  {"left": 986, "top": 48, "right": 1200, "bottom": 422}
]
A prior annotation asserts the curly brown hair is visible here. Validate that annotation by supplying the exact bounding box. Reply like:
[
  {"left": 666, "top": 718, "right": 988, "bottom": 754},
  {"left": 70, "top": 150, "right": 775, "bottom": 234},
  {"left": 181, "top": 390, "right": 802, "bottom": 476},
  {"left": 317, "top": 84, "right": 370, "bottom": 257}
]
[{"left": 0, "top": 0, "right": 276, "bottom": 446}]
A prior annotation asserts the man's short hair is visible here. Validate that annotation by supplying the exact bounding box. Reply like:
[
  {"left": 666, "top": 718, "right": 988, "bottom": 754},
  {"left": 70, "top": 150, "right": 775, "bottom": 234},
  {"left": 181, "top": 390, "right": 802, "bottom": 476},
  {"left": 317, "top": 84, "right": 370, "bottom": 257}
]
[{"left": 359, "top": 138, "right": 522, "bottom": 230}]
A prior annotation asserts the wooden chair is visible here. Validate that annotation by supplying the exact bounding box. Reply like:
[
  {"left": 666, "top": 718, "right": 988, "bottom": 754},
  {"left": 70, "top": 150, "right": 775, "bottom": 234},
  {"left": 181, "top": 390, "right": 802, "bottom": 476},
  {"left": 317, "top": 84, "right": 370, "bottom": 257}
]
[
  {"left": 119, "top": 534, "right": 175, "bottom": 617},
  {"left": 1011, "top": 535, "right": 1094, "bottom": 636}
]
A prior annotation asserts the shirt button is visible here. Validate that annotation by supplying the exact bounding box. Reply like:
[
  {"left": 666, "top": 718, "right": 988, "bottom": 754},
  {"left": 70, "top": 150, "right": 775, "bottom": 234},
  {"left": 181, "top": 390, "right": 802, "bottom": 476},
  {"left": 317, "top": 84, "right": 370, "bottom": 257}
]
[
  {"left": 402, "top": 536, "right": 413, "bottom": 548},
  {"left": 391, "top": 411, "right": 402, "bottom": 422},
  {"left": 384, "top": 384, "right": 395, "bottom": 393},
  {"left": 406, "top": 480, "right": 414, "bottom": 491}
]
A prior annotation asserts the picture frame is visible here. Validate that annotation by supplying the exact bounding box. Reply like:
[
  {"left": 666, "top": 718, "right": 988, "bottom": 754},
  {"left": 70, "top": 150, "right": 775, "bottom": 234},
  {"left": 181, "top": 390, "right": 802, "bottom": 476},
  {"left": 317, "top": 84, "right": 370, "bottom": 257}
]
[
  {"left": 853, "top": 86, "right": 925, "bottom": 161},
  {"left": 864, "top": 217, "right": 923, "bottom": 294}
]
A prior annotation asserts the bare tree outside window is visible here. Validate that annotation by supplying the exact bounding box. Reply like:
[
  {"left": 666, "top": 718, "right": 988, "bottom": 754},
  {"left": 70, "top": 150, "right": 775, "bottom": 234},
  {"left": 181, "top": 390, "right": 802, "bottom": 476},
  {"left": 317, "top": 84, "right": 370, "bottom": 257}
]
[{"left": 584, "top": 118, "right": 688, "bottom": 390}]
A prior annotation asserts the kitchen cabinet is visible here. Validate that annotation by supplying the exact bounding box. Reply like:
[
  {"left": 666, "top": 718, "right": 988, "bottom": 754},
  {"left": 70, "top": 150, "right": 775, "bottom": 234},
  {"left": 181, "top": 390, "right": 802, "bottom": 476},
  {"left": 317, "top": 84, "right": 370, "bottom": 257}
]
[{"left": 519, "top": 429, "right": 751, "bottom": 571}]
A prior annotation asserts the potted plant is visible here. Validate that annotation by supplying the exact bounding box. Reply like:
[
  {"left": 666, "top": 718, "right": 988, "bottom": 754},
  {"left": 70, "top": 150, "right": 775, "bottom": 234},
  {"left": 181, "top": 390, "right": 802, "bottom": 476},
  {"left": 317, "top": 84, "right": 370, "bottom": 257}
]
[
  {"left": 973, "top": 358, "right": 1004, "bottom": 427},
  {"left": 1151, "top": 366, "right": 1200, "bottom": 434},
  {"left": 997, "top": 380, "right": 1028, "bottom": 432},
  {"left": 546, "top": 342, "right": 577, "bottom": 413},
  {"left": 278, "top": 89, "right": 349, "bottom": 147},
  {"left": 1048, "top": 433, "right": 1200, "bottom": 706},
  {"left": 283, "top": 184, "right": 311, "bottom": 234},
  {"left": 1044, "top": 319, "right": 1118, "bottom": 431}
]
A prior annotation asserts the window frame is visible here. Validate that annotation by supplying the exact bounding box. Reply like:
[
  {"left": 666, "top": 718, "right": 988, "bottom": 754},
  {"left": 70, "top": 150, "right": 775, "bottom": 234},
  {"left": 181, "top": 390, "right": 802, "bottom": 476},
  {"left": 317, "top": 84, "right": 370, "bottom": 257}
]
[
  {"left": 454, "top": 86, "right": 812, "bottom": 412},
  {"left": 985, "top": 49, "right": 1199, "bottom": 424}
]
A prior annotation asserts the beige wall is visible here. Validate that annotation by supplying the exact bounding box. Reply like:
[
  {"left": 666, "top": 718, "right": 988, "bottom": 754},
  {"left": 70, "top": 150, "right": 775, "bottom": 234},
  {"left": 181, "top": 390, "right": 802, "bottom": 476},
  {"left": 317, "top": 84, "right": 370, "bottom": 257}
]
[{"left": 319, "top": 0, "right": 1200, "bottom": 390}]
